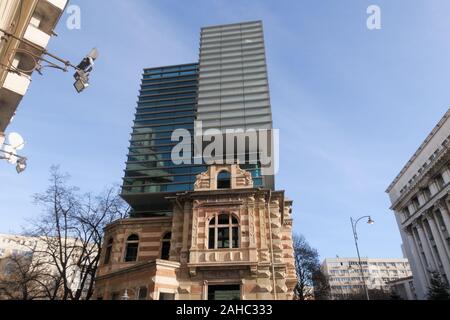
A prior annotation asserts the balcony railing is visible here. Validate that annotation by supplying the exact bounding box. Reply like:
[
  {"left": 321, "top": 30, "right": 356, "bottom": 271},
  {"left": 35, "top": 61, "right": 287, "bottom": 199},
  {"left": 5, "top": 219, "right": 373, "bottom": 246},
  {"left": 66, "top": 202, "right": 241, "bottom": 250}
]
[{"left": 188, "top": 247, "right": 258, "bottom": 266}]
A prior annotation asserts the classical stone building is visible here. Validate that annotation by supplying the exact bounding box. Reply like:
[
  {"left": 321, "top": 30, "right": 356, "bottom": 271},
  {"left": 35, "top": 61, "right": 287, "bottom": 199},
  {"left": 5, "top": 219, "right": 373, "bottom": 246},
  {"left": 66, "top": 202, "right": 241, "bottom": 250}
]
[
  {"left": 94, "top": 164, "right": 296, "bottom": 300},
  {"left": 386, "top": 108, "right": 450, "bottom": 299}
]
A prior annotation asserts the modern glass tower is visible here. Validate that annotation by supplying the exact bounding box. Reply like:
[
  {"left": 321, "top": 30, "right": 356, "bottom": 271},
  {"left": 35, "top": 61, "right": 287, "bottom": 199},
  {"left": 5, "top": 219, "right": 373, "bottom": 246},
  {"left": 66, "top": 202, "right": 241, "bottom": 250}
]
[
  {"left": 122, "top": 63, "right": 206, "bottom": 216},
  {"left": 197, "top": 21, "right": 272, "bottom": 131},
  {"left": 122, "top": 21, "right": 275, "bottom": 216},
  {"left": 197, "top": 20, "right": 274, "bottom": 189}
]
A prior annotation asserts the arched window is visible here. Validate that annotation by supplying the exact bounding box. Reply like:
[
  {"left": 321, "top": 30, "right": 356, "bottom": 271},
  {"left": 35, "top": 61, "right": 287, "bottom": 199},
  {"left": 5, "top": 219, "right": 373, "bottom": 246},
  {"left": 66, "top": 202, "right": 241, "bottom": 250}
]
[
  {"left": 104, "top": 238, "right": 113, "bottom": 265},
  {"left": 208, "top": 213, "right": 239, "bottom": 249},
  {"left": 161, "top": 232, "right": 171, "bottom": 260},
  {"left": 124, "top": 234, "right": 139, "bottom": 262},
  {"left": 217, "top": 171, "right": 231, "bottom": 189}
]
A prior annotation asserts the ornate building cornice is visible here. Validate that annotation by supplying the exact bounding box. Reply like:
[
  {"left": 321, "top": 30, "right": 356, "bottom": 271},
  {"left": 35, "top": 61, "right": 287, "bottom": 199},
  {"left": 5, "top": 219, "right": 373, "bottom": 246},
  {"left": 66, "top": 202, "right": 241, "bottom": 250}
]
[
  {"left": 390, "top": 144, "right": 450, "bottom": 210},
  {"left": 386, "top": 108, "right": 450, "bottom": 194}
]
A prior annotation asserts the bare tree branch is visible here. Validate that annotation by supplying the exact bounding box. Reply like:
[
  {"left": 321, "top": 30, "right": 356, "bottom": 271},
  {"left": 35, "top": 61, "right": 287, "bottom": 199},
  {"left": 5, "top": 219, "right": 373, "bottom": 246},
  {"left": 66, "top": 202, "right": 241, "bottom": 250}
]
[{"left": 6, "top": 166, "right": 131, "bottom": 300}]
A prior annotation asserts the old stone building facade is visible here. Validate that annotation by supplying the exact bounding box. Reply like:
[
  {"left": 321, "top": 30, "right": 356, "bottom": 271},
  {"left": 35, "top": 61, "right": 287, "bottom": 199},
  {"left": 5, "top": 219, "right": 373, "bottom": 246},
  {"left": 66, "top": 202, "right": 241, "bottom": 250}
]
[
  {"left": 387, "top": 109, "right": 450, "bottom": 299},
  {"left": 94, "top": 164, "right": 296, "bottom": 300}
]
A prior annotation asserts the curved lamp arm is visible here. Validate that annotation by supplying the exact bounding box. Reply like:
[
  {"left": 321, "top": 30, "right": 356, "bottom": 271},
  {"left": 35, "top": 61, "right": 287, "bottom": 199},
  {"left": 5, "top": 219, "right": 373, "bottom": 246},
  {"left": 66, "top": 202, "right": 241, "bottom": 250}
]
[{"left": 351, "top": 216, "right": 374, "bottom": 240}]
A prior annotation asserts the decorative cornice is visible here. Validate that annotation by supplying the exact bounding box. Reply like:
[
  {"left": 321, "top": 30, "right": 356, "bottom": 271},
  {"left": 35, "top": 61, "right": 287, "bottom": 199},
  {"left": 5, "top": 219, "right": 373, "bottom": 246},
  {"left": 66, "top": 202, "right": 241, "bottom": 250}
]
[
  {"left": 400, "top": 192, "right": 449, "bottom": 228},
  {"left": 389, "top": 145, "right": 450, "bottom": 210},
  {"left": 386, "top": 108, "right": 450, "bottom": 194},
  {"left": 199, "top": 200, "right": 244, "bottom": 207},
  {"left": 96, "top": 259, "right": 180, "bottom": 281},
  {"left": 104, "top": 216, "right": 172, "bottom": 232}
]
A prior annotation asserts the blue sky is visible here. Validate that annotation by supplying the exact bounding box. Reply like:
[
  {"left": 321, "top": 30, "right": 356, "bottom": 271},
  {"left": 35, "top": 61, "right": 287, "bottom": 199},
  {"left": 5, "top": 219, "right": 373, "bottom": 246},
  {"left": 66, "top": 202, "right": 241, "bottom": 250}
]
[{"left": 1, "top": 0, "right": 450, "bottom": 261}]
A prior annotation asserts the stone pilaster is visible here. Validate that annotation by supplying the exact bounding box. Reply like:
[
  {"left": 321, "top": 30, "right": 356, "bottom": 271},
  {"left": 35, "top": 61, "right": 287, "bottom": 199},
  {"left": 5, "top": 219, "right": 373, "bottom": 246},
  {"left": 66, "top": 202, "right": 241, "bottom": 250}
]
[
  {"left": 415, "top": 222, "right": 437, "bottom": 271},
  {"left": 406, "top": 228, "right": 429, "bottom": 289},
  {"left": 431, "top": 209, "right": 450, "bottom": 258},
  {"left": 438, "top": 197, "right": 450, "bottom": 232},
  {"left": 426, "top": 213, "right": 450, "bottom": 278}
]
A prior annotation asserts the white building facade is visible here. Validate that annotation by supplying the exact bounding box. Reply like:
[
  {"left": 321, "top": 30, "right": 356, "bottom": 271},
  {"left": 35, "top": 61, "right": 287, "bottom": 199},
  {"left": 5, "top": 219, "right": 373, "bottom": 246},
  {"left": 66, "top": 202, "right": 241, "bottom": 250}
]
[
  {"left": 322, "top": 257, "right": 412, "bottom": 299},
  {"left": 386, "top": 108, "right": 450, "bottom": 300},
  {"left": 0, "top": 233, "right": 93, "bottom": 299}
]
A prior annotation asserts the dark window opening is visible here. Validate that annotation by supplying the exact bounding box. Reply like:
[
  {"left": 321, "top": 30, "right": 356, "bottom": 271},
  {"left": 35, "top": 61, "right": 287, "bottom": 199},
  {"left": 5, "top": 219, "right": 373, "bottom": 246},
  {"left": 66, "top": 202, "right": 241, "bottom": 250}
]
[
  {"left": 208, "top": 213, "right": 239, "bottom": 249},
  {"left": 209, "top": 228, "right": 215, "bottom": 249},
  {"left": 232, "top": 227, "right": 239, "bottom": 248},
  {"left": 138, "top": 286, "right": 148, "bottom": 300},
  {"left": 411, "top": 197, "right": 420, "bottom": 210},
  {"left": 208, "top": 285, "right": 240, "bottom": 300},
  {"left": 217, "top": 171, "right": 231, "bottom": 189},
  {"left": 403, "top": 207, "right": 410, "bottom": 218},
  {"left": 159, "top": 292, "right": 175, "bottom": 300},
  {"left": 161, "top": 232, "right": 171, "bottom": 260},
  {"left": 111, "top": 292, "right": 120, "bottom": 300},
  {"left": 125, "top": 234, "right": 139, "bottom": 262},
  {"left": 421, "top": 187, "right": 432, "bottom": 200},
  {"left": 104, "top": 238, "right": 113, "bottom": 265},
  {"left": 435, "top": 210, "right": 447, "bottom": 231},
  {"left": 218, "top": 214, "right": 229, "bottom": 224},
  {"left": 217, "top": 227, "right": 229, "bottom": 249},
  {"left": 436, "top": 174, "right": 445, "bottom": 189}
]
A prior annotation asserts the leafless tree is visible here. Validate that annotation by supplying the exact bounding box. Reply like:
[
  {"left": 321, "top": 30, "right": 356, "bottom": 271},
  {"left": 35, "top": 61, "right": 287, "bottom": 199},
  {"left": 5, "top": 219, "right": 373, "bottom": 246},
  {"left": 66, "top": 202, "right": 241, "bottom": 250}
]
[
  {"left": 0, "top": 252, "right": 60, "bottom": 300},
  {"left": 20, "top": 165, "right": 129, "bottom": 300},
  {"left": 293, "top": 234, "right": 330, "bottom": 300},
  {"left": 312, "top": 267, "right": 331, "bottom": 300}
]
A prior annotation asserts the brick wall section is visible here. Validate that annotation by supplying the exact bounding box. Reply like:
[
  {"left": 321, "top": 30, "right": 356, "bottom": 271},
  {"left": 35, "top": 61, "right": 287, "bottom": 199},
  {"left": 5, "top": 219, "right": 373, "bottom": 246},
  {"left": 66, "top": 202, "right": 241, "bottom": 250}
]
[{"left": 96, "top": 217, "right": 172, "bottom": 278}]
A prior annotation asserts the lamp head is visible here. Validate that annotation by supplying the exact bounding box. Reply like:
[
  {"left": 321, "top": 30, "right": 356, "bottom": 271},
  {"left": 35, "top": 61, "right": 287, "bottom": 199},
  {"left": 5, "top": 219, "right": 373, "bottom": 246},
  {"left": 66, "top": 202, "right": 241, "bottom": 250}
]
[
  {"left": 74, "top": 76, "right": 89, "bottom": 93},
  {"left": 16, "top": 157, "right": 27, "bottom": 174},
  {"left": 367, "top": 216, "right": 375, "bottom": 225}
]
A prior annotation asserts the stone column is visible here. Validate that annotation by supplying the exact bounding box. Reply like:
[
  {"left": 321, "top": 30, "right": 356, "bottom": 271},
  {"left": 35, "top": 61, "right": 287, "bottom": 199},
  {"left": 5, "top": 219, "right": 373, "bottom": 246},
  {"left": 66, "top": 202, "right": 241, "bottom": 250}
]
[
  {"left": 439, "top": 198, "right": 450, "bottom": 232},
  {"left": 426, "top": 214, "right": 450, "bottom": 278},
  {"left": 431, "top": 210, "right": 450, "bottom": 258},
  {"left": 202, "top": 280, "right": 208, "bottom": 301},
  {"left": 182, "top": 201, "right": 191, "bottom": 251},
  {"left": 404, "top": 280, "right": 415, "bottom": 300},
  {"left": 268, "top": 199, "right": 283, "bottom": 264},
  {"left": 181, "top": 201, "right": 192, "bottom": 264},
  {"left": 248, "top": 207, "right": 256, "bottom": 248},
  {"left": 406, "top": 229, "right": 429, "bottom": 290},
  {"left": 258, "top": 197, "right": 267, "bottom": 248},
  {"left": 415, "top": 222, "right": 438, "bottom": 271}
]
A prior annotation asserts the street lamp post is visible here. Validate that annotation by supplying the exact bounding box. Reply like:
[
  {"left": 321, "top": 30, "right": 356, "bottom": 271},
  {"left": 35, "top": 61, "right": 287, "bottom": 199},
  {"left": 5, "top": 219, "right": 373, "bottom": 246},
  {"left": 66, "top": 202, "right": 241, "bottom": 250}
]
[{"left": 350, "top": 215, "right": 374, "bottom": 300}]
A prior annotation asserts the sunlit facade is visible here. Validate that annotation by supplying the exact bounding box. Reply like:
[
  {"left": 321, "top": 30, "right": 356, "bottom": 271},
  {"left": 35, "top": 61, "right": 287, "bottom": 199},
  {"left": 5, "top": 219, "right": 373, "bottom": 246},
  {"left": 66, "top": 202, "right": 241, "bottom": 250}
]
[
  {"left": 0, "top": 0, "right": 68, "bottom": 133},
  {"left": 121, "top": 21, "right": 274, "bottom": 217}
]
